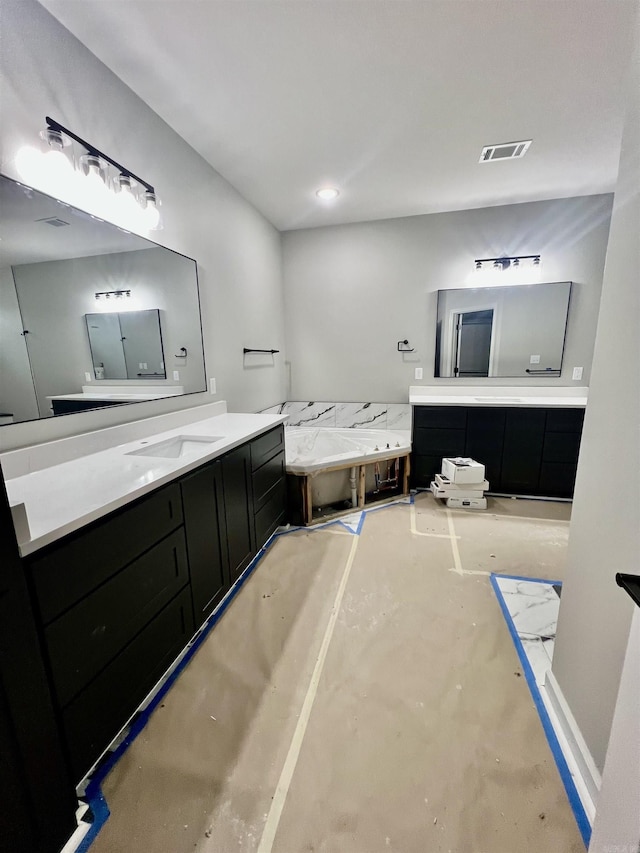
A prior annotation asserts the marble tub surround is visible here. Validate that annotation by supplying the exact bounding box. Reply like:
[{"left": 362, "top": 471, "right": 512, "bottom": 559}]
[
  {"left": 260, "top": 401, "right": 412, "bottom": 430},
  {"left": 409, "top": 385, "right": 589, "bottom": 408},
  {"left": 2, "top": 403, "right": 286, "bottom": 556}
]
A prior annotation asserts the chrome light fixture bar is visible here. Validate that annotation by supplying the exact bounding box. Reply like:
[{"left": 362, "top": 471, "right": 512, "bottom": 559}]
[
  {"left": 474, "top": 254, "right": 541, "bottom": 272},
  {"left": 95, "top": 289, "right": 132, "bottom": 300},
  {"left": 16, "top": 117, "right": 161, "bottom": 230},
  {"left": 45, "top": 117, "right": 155, "bottom": 194}
]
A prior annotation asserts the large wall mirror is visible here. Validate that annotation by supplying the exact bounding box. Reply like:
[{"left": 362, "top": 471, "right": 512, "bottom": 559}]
[
  {"left": 434, "top": 281, "right": 572, "bottom": 378},
  {"left": 0, "top": 174, "right": 206, "bottom": 425}
]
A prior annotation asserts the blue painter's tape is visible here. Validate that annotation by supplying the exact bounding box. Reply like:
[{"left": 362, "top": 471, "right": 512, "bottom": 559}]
[
  {"left": 77, "top": 541, "right": 274, "bottom": 850},
  {"left": 490, "top": 573, "right": 590, "bottom": 848}
]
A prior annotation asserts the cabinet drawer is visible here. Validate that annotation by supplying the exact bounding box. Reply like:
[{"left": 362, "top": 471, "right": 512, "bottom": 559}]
[
  {"left": 413, "top": 406, "right": 467, "bottom": 430},
  {"left": 545, "top": 408, "right": 585, "bottom": 433},
  {"left": 45, "top": 529, "right": 189, "bottom": 708},
  {"left": 251, "top": 426, "right": 284, "bottom": 472},
  {"left": 539, "top": 463, "right": 579, "bottom": 498},
  {"left": 62, "top": 587, "right": 194, "bottom": 781},
  {"left": 542, "top": 431, "right": 582, "bottom": 464},
  {"left": 30, "top": 483, "right": 183, "bottom": 624},
  {"left": 255, "top": 480, "right": 286, "bottom": 545},
  {"left": 253, "top": 450, "right": 285, "bottom": 512}
]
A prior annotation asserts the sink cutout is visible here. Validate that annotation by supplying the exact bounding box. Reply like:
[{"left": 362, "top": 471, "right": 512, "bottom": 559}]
[
  {"left": 126, "top": 435, "right": 224, "bottom": 459},
  {"left": 474, "top": 397, "right": 523, "bottom": 402}
]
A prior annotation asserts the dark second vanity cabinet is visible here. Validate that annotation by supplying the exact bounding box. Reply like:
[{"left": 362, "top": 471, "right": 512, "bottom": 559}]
[
  {"left": 18, "top": 424, "right": 286, "bottom": 792},
  {"left": 412, "top": 405, "right": 584, "bottom": 498}
]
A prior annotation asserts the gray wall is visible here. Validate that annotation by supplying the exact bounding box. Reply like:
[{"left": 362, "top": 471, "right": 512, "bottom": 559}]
[
  {"left": 282, "top": 195, "right": 612, "bottom": 402},
  {"left": 0, "top": 0, "right": 286, "bottom": 451},
  {"left": 552, "top": 31, "right": 639, "bottom": 773}
]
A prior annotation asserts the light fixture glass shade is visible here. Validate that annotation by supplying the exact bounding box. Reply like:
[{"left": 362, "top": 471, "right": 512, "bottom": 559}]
[{"left": 141, "top": 190, "right": 162, "bottom": 230}]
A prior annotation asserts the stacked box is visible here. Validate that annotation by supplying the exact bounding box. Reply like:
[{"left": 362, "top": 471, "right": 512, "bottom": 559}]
[{"left": 430, "top": 457, "right": 488, "bottom": 509}]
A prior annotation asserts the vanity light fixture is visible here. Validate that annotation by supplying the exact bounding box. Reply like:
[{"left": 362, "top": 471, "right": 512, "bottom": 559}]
[
  {"left": 475, "top": 254, "right": 541, "bottom": 273},
  {"left": 16, "top": 117, "right": 162, "bottom": 231},
  {"left": 95, "top": 290, "right": 131, "bottom": 301},
  {"left": 316, "top": 187, "right": 340, "bottom": 200}
]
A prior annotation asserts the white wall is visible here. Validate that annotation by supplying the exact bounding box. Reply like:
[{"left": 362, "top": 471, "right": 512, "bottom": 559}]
[
  {"left": 282, "top": 195, "right": 612, "bottom": 402},
  {"left": 0, "top": 266, "right": 39, "bottom": 421},
  {"left": 552, "top": 30, "right": 639, "bottom": 773},
  {"left": 0, "top": 0, "right": 286, "bottom": 450}
]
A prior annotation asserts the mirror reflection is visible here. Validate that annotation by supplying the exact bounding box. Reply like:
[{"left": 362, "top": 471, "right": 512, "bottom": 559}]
[
  {"left": 0, "top": 174, "right": 206, "bottom": 425},
  {"left": 434, "top": 281, "right": 572, "bottom": 378},
  {"left": 85, "top": 309, "right": 165, "bottom": 381}
]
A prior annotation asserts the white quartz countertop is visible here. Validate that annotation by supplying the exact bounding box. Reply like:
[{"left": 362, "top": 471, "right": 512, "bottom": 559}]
[
  {"left": 409, "top": 386, "right": 588, "bottom": 408},
  {"left": 47, "top": 392, "right": 181, "bottom": 402},
  {"left": 5, "top": 411, "right": 286, "bottom": 557}
]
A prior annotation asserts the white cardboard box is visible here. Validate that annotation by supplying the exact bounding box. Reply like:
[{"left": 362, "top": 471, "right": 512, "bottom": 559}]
[
  {"left": 430, "top": 482, "right": 485, "bottom": 500},
  {"left": 441, "top": 457, "right": 486, "bottom": 485},
  {"left": 435, "top": 473, "right": 489, "bottom": 491},
  {"left": 446, "top": 496, "right": 487, "bottom": 510}
]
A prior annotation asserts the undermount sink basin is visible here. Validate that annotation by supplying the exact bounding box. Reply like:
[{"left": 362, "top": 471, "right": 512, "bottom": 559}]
[
  {"left": 474, "top": 396, "right": 523, "bottom": 403},
  {"left": 126, "top": 434, "right": 224, "bottom": 459}
]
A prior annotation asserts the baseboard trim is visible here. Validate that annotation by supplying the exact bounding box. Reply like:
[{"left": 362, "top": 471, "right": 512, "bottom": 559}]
[{"left": 542, "top": 669, "right": 602, "bottom": 825}]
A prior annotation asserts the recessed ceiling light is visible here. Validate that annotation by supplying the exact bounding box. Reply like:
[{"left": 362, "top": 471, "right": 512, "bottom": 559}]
[
  {"left": 479, "top": 140, "right": 532, "bottom": 163},
  {"left": 316, "top": 187, "right": 340, "bottom": 200}
]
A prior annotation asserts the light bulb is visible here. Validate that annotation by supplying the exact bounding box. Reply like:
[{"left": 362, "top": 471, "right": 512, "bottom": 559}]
[{"left": 316, "top": 187, "right": 340, "bottom": 200}]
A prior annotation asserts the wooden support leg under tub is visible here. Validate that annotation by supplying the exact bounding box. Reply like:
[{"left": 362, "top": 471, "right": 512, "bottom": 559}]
[
  {"left": 303, "top": 476, "right": 313, "bottom": 525},
  {"left": 403, "top": 454, "right": 411, "bottom": 496},
  {"left": 358, "top": 465, "right": 366, "bottom": 508}
]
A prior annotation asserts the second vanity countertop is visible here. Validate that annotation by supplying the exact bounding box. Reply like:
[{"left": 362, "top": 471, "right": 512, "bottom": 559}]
[
  {"left": 409, "top": 385, "right": 589, "bottom": 408},
  {"left": 4, "top": 409, "right": 286, "bottom": 557}
]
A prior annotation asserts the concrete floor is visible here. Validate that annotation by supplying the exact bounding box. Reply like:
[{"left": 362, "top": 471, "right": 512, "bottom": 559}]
[{"left": 89, "top": 493, "right": 582, "bottom": 853}]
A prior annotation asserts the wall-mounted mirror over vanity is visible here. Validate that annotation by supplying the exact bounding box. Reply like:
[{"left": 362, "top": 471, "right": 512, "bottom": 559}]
[
  {"left": 434, "top": 281, "right": 572, "bottom": 378},
  {"left": 0, "top": 174, "right": 206, "bottom": 425}
]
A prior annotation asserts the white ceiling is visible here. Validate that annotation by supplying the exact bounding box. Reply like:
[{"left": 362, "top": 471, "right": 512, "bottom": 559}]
[{"left": 38, "top": 0, "right": 637, "bottom": 231}]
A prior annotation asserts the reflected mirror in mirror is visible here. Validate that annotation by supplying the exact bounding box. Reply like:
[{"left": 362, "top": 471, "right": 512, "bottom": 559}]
[
  {"left": 434, "top": 281, "right": 572, "bottom": 378},
  {"left": 85, "top": 310, "right": 166, "bottom": 380},
  {"left": 0, "top": 174, "right": 206, "bottom": 425}
]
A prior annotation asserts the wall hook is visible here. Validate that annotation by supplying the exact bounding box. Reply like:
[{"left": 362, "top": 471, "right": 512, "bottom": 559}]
[
  {"left": 397, "top": 339, "right": 415, "bottom": 352},
  {"left": 174, "top": 347, "right": 187, "bottom": 357},
  {"left": 243, "top": 348, "right": 280, "bottom": 355}
]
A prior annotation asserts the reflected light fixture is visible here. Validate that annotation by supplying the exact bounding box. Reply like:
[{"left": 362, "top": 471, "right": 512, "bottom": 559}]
[
  {"left": 16, "top": 117, "right": 162, "bottom": 231},
  {"left": 316, "top": 187, "right": 340, "bottom": 200},
  {"left": 475, "top": 254, "right": 541, "bottom": 273},
  {"left": 95, "top": 289, "right": 132, "bottom": 300}
]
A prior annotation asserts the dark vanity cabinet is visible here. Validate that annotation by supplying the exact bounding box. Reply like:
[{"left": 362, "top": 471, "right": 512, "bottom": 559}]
[
  {"left": 9, "top": 422, "right": 287, "bottom": 826},
  {"left": 222, "top": 445, "right": 256, "bottom": 583},
  {"left": 412, "top": 405, "right": 584, "bottom": 498},
  {"left": 181, "top": 460, "right": 229, "bottom": 622},
  {"left": 0, "top": 480, "right": 77, "bottom": 853}
]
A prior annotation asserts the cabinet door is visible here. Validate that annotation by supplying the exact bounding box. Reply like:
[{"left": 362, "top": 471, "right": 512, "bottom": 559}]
[
  {"left": 501, "top": 408, "right": 546, "bottom": 494},
  {"left": 181, "top": 461, "right": 229, "bottom": 624},
  {"left": 465, "top": 407, "right": 506, "bottom": 491},
  {"left": 222, "top": 445, "right": 256, "bottom": 583}
]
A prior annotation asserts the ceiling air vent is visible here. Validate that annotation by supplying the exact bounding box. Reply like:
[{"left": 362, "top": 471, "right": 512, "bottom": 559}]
[
  {"left": 479, "top": 140, "right": 532, "bottom": 163},
  {"left": 36, "top": 216, "right": 70, "bottom": 227}
]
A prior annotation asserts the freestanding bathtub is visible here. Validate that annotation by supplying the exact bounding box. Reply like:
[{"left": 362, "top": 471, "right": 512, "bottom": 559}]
[{"left": 285, "top": 427, "right": 412, "bottom": 524}]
